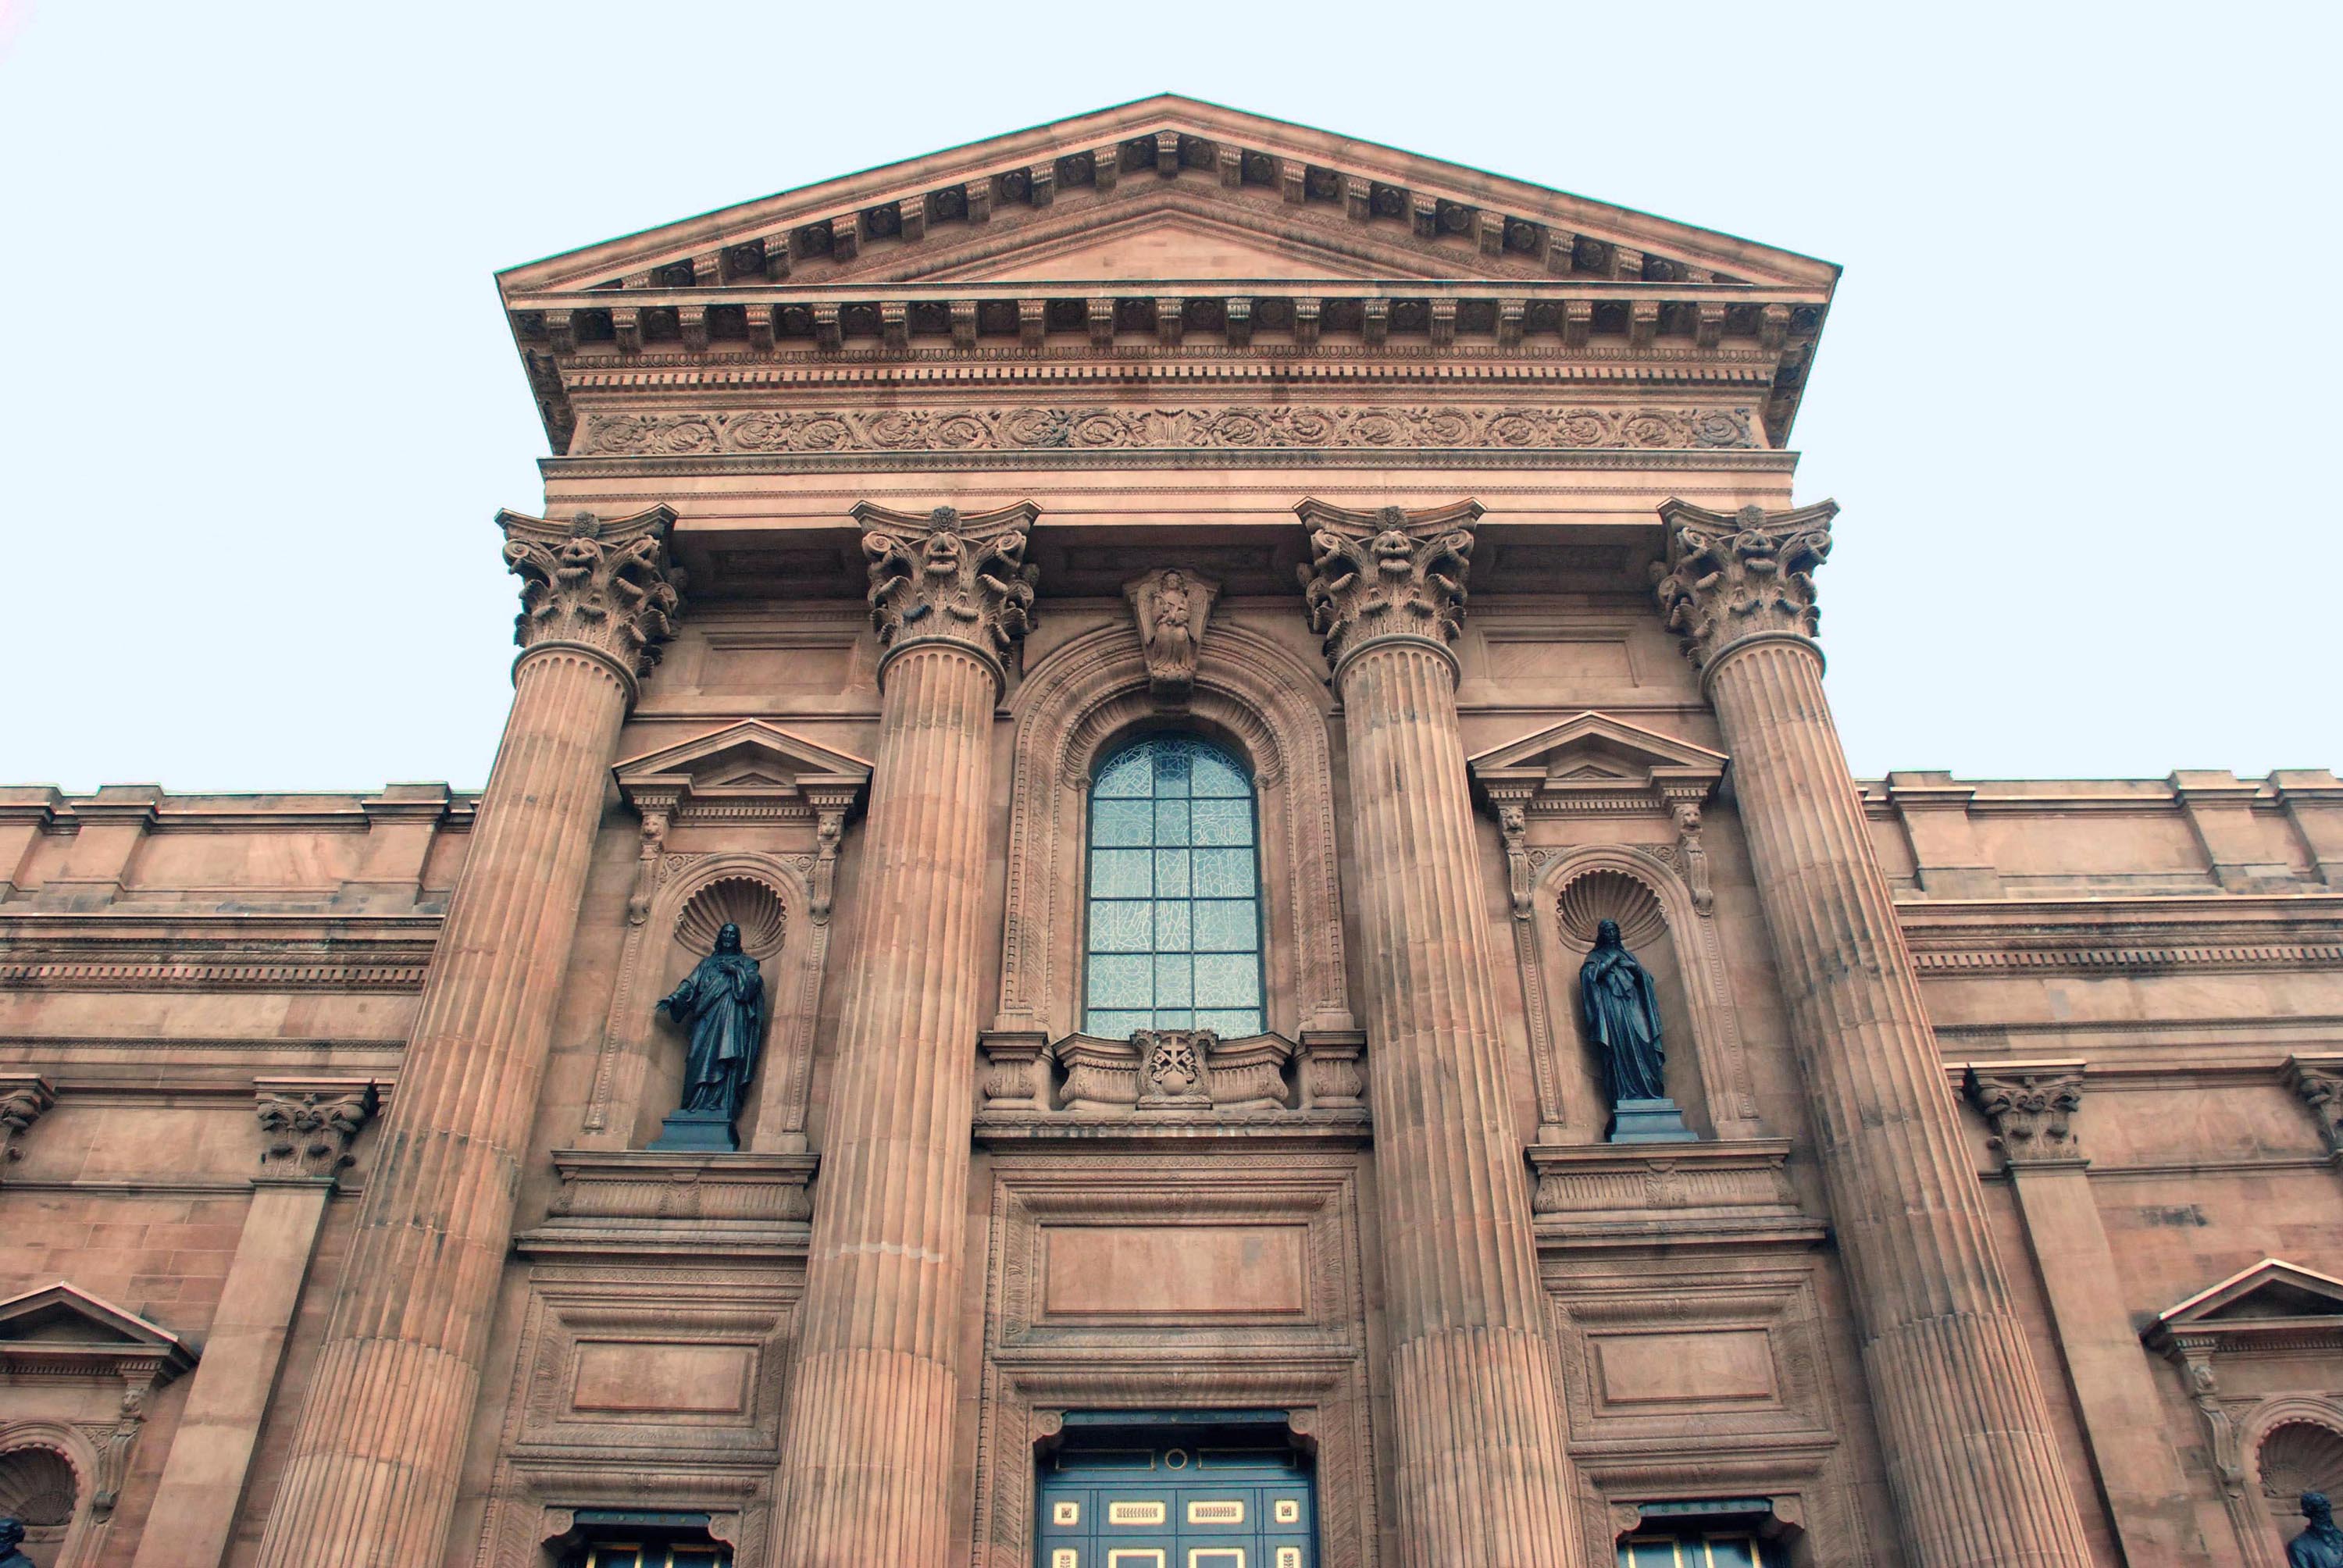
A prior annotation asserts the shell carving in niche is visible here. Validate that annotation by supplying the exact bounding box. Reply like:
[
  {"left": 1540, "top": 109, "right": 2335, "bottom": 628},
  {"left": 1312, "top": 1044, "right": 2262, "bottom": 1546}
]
[
  {"left": 1554, "top": 868, "right": 1668, "bottom": 951},
  {"left": 674, "top": 875, "right": 788, "bottom": 958}
]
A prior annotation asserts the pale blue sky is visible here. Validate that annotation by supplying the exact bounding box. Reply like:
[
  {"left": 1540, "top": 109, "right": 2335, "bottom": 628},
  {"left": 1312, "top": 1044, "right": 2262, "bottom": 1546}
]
[{"left": 2, "top": 1, "right": 2335, "bottom": 792}]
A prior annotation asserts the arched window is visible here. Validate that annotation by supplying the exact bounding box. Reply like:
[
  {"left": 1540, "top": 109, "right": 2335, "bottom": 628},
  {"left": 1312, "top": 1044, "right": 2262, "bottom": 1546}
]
[{"left": 1085, "top": 735, "right": 1264, "bottom": 1039}]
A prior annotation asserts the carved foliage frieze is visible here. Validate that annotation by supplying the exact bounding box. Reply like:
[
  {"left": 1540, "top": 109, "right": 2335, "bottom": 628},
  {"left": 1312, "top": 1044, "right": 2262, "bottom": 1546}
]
[
  {"left": 497, "top": 505, "right": 684, "bottom": 679},
  {"left": 580, "top": 404, "right": 1760, "bottom": 457},
  {"left": 1653, "top": 499, "right": 1838, "bottom": 668}
]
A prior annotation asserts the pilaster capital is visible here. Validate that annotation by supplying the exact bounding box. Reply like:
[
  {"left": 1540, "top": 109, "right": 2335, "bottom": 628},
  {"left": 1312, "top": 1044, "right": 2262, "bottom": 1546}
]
[
  {"left": 1963, "top": 1061, "right": 2086, "bottom": 1166},
  {"left": 854, "top": 501, "right": 1040, "bottom": 690},
  {"left": 253, "top": 1078, "right": 380, "bottom": 1181},
  {"left": 1652, "top": 497, "right": 1838, "bottom": 672},
  {"left": 1293, "top": 497, "right": 1482, "bottom": 680},
  {"left": 497, "top": 504, "right": 685, "bottom": 691},
  {"left": 0, "top": 1074, "right": 56, "bottom": 1165}
]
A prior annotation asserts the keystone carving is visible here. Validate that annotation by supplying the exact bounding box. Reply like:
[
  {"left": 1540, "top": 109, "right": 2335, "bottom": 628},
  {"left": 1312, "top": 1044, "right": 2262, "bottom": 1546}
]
[
  {"left": 1123, "top": 567, "right": 1219, "bottom": 700},
  {"left": 1652, "top": 498, "right": 1838, "bottom": 668},
  {"left": 254, "top": 1079, "right": 380, "bottom": 1179},
  {"left": 497, "top": 504, "right": 684, "bottom": 679},
  {"left": 854, "top": 501, "right": 1040, "bottom": 675},
  {"left": 0, "top": 1074, "right": 55, "bottom": 1164},
  {"left": 1294, "top": 498, "right": 1482, "bottom": 673},
  {"left": 1963, "top": 1064, "right": 2085, "bottom": 1164}
]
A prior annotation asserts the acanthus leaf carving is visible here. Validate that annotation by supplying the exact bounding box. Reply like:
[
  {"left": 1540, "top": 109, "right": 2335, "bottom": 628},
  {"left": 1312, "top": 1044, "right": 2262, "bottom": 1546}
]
[
  {"left": 1652, "top": 498, "right": 1837, "bottom": 668},
  {"left": 854, "top": 501, "right": 1040, "bottom": 679},
  {"left": 497, "top": 504, "right": 684, "bottom": 681},
  {"left": 1122, "top": 567, "right": 1219, "bottom": 700},
  {"left": 254, "top": 1079, "right": 380, "bottom": 1179},
  {"left": 0, "top": 1075, "right": 56, "bottom": 1165},
  {"left": 1963, "top": 1063, "right": 2086, "bottom": 1164},
  {"left": 1294, "top": 498, "right": 1482, "bottom": 675}
]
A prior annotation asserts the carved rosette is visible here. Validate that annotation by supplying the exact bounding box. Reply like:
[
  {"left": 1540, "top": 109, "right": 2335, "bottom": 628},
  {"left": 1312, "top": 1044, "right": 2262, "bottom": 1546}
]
[
  {"left": 1294, "top": 498, "right": 1482, "bottom": 679},
  {"left": 497, "top": 504, "right": 684, "bottom": 690},
  {"left": 854, "top": 501, "right": 1040, "bottom": 688},
  {"left": 1652, "top": 498, "right": 1838, "bottom": 671},
  {"left": 1122, "top": 566, "right": 1220, "bottom": 700},
  {"left": 254, "top": 1080, "right": 380, "bottom": 1180},
  {"left": 1963, "top": 1064, "right": 2086, "bottom": 1164}
]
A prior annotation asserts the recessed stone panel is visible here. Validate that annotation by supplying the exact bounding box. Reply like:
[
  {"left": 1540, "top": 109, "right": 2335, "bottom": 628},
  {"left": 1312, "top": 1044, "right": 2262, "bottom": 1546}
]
[
  {"left": 1591, "top": 1327, "right": 1778, "bottom": 1409},
  {"left": 1041, "top": 1223, "right": 1308, "bottom": 1319},
  {"left": 569, "top": 1339, "right": 757, "bottom": 1415}
]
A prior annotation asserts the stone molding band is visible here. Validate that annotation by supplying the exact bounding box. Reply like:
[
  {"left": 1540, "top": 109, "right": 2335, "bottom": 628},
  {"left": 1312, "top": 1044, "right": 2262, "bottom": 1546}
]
[
  {"left": 1329, "top": 631, "right": 1460, "bottom": 690},
  {"left": 508, "top": 638, "right": 644, "bottom": 704}
]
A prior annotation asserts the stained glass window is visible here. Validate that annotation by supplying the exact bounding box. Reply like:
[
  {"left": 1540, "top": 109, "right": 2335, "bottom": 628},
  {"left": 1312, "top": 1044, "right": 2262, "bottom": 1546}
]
[{"left": 1085, "top": 735, "right": 1265, "bottom": 1039}]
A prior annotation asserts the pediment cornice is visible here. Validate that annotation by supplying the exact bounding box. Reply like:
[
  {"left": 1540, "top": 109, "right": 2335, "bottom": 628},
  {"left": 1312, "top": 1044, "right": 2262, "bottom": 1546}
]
[
  {"left": 612, "top": 720, "right": 872, "bottom": 827},
  {"left": 1468, "top": 711, "right": 1727, "bottom": 816}
]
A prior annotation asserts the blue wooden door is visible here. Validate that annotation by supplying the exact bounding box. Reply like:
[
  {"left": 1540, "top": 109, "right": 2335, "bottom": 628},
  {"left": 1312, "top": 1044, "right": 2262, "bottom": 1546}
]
[{"left": 1036, "top": 1438, "right": 1315, "bottom": 1568}]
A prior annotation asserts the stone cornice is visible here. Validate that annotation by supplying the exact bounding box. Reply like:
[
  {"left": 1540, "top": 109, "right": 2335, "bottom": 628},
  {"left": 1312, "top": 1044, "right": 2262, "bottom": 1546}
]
[
  {"left": 542, "top": 446, "right": 1799, "bottom": 479},
  {"left": 0, "top": 911, "right": 440, "bottom": 992},
  {"left": 1896, "top": 894, "right": 2343, "bottom": 975}
]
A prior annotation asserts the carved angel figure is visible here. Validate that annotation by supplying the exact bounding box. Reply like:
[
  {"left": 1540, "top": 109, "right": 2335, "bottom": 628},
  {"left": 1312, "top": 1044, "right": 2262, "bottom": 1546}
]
[{"left": 1125, "top": 567, "right": 1218, "bottom": 697}]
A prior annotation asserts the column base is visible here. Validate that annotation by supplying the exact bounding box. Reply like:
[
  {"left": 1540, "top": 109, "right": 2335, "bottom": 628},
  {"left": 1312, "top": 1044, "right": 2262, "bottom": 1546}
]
[
  {"left": 647, "top": 1108, "right": 740, "bottom": 1152},
  {"left": 1608, "top": 1097, "right": 1697, "bottom": 1143}
]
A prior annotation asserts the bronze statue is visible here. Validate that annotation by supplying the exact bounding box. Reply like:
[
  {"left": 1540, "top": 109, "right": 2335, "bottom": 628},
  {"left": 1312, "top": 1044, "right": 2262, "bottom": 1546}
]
[
  {"left": 0, "top": 1517, "right": 31, "bottom": 1568},
  {"left": 651, "top": 921, "right": 765, "bottom": 1149},
  {"left": 1579, "top": 918, "right": 1666, "bottom": 1103},
  {"left": 2291, "top": 1491, "right": 2343, "bottom": 1568},
  {"left": 1578, "top": 918, "right": 1694, "bottom": 1142}
]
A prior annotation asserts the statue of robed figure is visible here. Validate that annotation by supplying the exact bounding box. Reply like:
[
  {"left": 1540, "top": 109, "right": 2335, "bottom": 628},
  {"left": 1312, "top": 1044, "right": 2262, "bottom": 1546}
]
[
  {"left": 1578, "top": 918, "right": 1694, "bottom": 1143},
  {"left": 2291, "top": 1491, "right": 2343, "bottom": 1568},
  {"left": 648, "top": 921, "right": 765, "bottom": 1150}
]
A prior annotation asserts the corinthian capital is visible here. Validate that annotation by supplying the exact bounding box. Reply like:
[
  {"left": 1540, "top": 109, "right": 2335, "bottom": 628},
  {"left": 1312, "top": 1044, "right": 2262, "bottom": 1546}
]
[
  {"left": 1963, "top": 1062, "right": 2086, "bottom": 1165},
  {"left": 497, "top": 504, "right": 684, "bottom": 681},
  {"left": 854, "top": 501, "right": 1040, "bottom": 682},
  {"left": 1653, "top": 498, "right": 1837, "bottom": 668},
  {"left": 254, "top": 1078, "right": 380, "bottom": 1180},
  {"left": 1293, "top": 498, "right": 1482, "bottom": 676}
]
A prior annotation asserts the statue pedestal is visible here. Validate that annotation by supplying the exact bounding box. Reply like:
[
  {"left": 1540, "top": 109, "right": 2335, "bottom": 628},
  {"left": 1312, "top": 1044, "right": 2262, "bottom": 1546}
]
[
  {"left": 647, "top": 1107, "right": 740, "bottom": 1152},
  {"left": 1607, "top": 1097, "right": 1696, "bottom": 1144}
]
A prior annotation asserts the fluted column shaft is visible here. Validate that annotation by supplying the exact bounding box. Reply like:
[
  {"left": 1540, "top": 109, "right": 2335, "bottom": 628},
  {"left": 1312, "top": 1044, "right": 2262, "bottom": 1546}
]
[
  {"left": 254, "top": 647, "right": 635, "bottom": 1566},
  {"left": 1296, "top": 498, "right": 1585, "bottom": 1568},
  {"left": 773, "top": 501, "right": 1037, "bottom": 1566},
  {"left": 1339, "top": 638, "right": 1586, "bottom": 1568},
  {"left": 772, "top": 640, "right": 996, "bottom": 1563},
  {"left": 1707, "top": 635, "right": 2092, "bottom": 1567},
  {"left": 252, "top": 504, "right": 678, "bottom": 1568}
]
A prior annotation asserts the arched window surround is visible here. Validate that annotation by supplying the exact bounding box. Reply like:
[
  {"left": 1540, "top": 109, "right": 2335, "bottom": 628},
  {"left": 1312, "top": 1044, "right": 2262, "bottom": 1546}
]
[{"left": 994, "top": 618, "right": 1353, "bottom": 1046}]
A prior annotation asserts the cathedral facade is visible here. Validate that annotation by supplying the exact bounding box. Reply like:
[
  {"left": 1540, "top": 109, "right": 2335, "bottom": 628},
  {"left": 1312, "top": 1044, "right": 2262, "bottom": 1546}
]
[{"left": 3, "top": 98, "right": 2341, "bottom": 1568}]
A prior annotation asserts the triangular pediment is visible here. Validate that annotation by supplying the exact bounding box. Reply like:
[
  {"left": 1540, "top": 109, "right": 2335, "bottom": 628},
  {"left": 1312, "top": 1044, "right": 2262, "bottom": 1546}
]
[
  {"left": 1470, "top": 713, "right": 1726, "bottom": 816},
  {"left": 500, "top": 95, "right": 1835, "bottom": 297},
  {"left": 2156, "top": 1259, "right": 2343, "bottom": 1328},
  {"left": 615, "top": 721, "right": 872, "bottom": 824},
  {"left": 0, "top": 1282, "right": 197, "bottom": 1380}
]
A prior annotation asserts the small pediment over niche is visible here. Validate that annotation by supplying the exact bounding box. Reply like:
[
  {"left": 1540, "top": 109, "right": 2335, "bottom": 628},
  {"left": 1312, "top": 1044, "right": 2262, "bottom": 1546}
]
[
  {"left": 0, "top": 1281, "right": 197, "bottom": 1381},
  {"left": 2158, "top": 1259, "right": 2343, "bottom": 1327},
  {"left": 613, "top": 721, "right": 872, "bottom": 827},
  {"left": 1468, "top": 712, "right": 1725, "bottom": 818}
]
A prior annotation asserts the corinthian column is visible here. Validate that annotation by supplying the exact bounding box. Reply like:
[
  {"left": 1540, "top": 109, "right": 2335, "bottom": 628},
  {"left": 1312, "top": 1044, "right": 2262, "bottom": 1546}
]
[
  {"left": 1298, "top": 501, "right": 1586, "bottom": 1568},
  {"left": 1656, "top": 500, "right": 2092, "bottom": 1568},
  {"left": 773, "top": 502, "right": 1038, "bottom": 1565},
  {"left": 254, "top": 507, "right": 681, "bottom": 1568}
]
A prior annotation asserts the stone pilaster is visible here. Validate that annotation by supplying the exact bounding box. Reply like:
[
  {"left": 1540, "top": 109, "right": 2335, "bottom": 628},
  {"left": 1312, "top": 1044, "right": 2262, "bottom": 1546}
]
[
  {"left": 1298, "top": 500, "right": 1586, "bottom": 1568},
  {"left": 1657, "top": 499, "right": 2092, "bottom": 1567},
  {"left": 772, "top": 502, "right": 1037, "bottom": 1563},
  {"left": 1963, "top": 1064, "right": 2213, "bottom": 1564},
  {"left": 253, "top": 506, "right": 680, "bottom": 1568}
]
